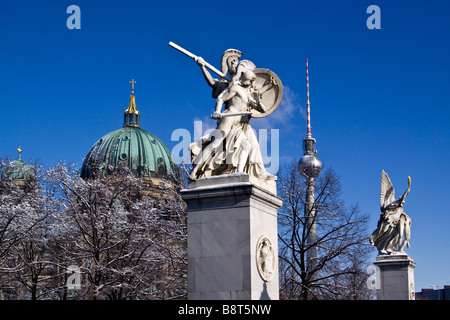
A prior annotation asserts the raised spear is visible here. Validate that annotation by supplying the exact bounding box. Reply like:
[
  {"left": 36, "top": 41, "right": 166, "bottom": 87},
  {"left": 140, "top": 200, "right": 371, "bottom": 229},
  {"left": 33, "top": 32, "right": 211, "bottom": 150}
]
[{"left": 169, "top": 41, "right": 231, "bottom": 82}]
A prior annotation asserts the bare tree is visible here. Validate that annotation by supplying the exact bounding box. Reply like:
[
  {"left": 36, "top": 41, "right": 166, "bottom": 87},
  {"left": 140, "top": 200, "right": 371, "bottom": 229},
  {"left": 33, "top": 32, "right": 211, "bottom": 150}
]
[
  {"left": 277, "top": 161, "right": 373, "bottom": 300},
  {"left": 45, "top": 162, "right": 187, "bottom": 300},
  {"left": 0, "top": 160, "right": 55, "bottom": 300}
]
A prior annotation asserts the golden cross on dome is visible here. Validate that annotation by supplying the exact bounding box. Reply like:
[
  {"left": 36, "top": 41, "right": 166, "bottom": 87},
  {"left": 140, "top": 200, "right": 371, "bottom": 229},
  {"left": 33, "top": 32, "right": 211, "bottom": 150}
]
[{"left": 129, "top": 79, "right": 136, "bottom": 93}]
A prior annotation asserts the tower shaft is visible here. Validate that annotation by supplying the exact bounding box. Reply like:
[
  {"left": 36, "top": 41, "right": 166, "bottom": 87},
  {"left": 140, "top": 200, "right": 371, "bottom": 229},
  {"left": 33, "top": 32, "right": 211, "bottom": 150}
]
[
  {"left": 305, "top": 177, "right": 317, "bottom": 268},
  {"left": 298, "top": 59, "right": 322, "bottom": 280}
]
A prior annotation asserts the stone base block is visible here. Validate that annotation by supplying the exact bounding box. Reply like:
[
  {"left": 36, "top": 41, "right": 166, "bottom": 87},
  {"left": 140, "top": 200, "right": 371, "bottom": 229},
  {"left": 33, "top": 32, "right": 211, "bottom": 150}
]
[
  {"left": 182, "top": 174, "right": 282, "bottom": 300},
  {"left": 373, "top": 254, "right": 416, "bottom": 300},
  {"left": 187, "top": 172, "right": 277, "bottom": 195}
]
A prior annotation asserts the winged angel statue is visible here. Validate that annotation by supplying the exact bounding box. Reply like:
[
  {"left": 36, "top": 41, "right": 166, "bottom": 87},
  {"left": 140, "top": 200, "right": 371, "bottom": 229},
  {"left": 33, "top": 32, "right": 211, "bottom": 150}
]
[{"left": 370, "top": 170, "right": 412, "bottom": 255}]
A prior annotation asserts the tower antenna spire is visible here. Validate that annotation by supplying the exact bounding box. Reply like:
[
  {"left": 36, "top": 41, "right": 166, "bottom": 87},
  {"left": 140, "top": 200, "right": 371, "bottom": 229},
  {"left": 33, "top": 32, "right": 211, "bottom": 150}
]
[
  {"left": 298, "top": 58, "right": 322, "bottom": 179},
  {"left": 306, "top": 58, "right": 312, "bottom": 138}
]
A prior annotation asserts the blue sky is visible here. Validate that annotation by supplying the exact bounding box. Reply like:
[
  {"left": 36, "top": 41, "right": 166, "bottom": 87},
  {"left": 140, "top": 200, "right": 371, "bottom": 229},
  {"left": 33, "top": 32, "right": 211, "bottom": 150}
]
[{"left": 1, "top": 0, "right": 449, "bottom": 292}]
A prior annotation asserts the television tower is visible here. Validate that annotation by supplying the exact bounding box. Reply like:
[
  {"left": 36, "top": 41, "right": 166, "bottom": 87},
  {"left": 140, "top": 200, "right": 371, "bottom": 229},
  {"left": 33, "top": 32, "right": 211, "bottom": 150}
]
[{"left": 298, "top": 58, "right": 322, "bottom": 269}]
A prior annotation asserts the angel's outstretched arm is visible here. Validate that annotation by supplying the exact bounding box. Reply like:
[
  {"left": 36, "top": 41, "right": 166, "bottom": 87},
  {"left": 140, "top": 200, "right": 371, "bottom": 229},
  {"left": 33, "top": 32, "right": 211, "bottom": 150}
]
[{"left": 398, "top": 176, "right": 411, "bottom": 205}]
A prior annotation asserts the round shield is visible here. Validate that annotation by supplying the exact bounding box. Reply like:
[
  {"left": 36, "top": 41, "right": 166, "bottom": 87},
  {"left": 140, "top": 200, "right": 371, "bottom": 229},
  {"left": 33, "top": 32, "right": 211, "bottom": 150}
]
[{"left": 251, "top": 68, "right": 283, "bottom": 118}]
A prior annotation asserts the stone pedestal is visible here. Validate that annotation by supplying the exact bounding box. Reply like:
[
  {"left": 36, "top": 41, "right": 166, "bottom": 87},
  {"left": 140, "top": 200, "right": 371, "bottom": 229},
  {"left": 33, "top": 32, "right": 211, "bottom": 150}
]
[
  {"left": 373, "top": 254, "right": 416, "bottom": 300},
  {"left": 181, "top": 173, "right": 282, "bottom": 300}
]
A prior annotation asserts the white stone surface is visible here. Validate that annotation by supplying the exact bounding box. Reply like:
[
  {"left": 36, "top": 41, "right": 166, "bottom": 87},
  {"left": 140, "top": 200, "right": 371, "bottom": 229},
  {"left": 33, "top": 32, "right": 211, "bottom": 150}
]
[
  {"left": 186, "top": 172, "right": 276, "bottom": 195},
  {"left": 373, "top": 254, "right": 416, "bottom": 300},
  {"left": 182, "top": 174, "right": 282, "bottom": 300}
]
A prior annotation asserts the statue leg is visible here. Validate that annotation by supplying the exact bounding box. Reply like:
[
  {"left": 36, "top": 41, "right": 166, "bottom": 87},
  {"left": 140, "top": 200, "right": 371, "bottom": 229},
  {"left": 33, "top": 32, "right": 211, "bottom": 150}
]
[
  {"left": 237, "top": 139, "right": 250, "bottom": 173},
  {"left": 198, "top": 137, "right": 223, "bottom": 162},
  {"left": 405, "top": 216, "right": 411, "bottom": 248},
  {"left": 387, "top": 234, "right": 400, "bottom": 254},
  {"left": 189, "top": 129, "right": 227, "bottom": 179},
  {"left": 398, "top": 215, "right": 411, "bottom": 253},
  {"left": 398, "top": 217, "right": 405, "bottom": 252}
]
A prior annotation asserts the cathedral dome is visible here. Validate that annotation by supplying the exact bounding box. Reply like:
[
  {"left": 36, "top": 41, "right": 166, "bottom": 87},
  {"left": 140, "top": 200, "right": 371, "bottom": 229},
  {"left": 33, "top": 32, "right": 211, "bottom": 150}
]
[
  {"left": 80, "top": 126, "right": 180, "bottom": 181},
  {"left": 80, "top": 81, "right": 181, "bottom": 184},
  {"left": 1, "top": 148, "right": 36, "bottom": 183}
]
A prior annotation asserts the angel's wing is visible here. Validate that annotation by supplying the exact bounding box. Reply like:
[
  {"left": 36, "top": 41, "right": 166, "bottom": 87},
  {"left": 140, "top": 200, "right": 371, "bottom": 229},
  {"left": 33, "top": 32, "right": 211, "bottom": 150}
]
[{"left": 380, "top": 170, "right": 396, "bottom": 210}]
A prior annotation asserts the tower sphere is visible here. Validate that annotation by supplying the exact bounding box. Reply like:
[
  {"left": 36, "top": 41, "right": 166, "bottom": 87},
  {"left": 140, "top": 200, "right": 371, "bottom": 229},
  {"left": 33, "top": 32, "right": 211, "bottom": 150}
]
[
  {"left": 298, "top": 153, "right": 322, "bottom": 178},
  {"left": 298, "top": 137, "right": 322, "bottom": 179}
]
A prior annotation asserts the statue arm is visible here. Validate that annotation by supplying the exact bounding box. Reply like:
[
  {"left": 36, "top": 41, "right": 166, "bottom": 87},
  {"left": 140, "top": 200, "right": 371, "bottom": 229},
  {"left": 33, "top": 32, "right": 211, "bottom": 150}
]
[
  {"left": 212, "top": 88, "right": 237, "bottom": 119},
  {"left": 258, "top": 76, "right": 277, "bottom": 95},
  {"left": 216, "top": 89, "right": 236, "bottom": 111},
  {"left": 249, "top": 89, "right": 268, "bottom": 112},
  {"left": 196, "top": 57, "right": 216, "bottom": 87},
  {"left": 214, "top": 98, "right": 224, "bottom": 114},
  {"left": 399, "top": 178, "right": 411, "bottom": 205}
]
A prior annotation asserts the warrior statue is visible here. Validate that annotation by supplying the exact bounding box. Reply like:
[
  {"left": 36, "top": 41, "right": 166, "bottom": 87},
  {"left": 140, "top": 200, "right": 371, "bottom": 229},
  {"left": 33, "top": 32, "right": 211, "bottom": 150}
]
[
  {"left": 169, "top": 42, "right": 283, "bottom": 182},
  {"left": 370, "top": 170, "right": 412, "bottom": 255}
]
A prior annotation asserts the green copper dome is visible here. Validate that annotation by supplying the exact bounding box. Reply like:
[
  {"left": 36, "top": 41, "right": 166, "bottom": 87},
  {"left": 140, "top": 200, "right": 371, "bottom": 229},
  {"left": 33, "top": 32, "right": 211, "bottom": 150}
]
[
  {"left": 80, "top": 83, "right": 181, "bottom": 183},
  {"left": 1, "top": 149, "right": 36, "bottom": 182},
  {"left": 80, "top": 126, "right": 180, "bottom": 181}
]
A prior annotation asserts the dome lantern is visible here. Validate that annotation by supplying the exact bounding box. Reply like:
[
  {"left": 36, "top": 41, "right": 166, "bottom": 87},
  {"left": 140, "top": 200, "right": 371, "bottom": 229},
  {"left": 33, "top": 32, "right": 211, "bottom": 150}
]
[
  {"left": 124, "top": 79, "right": 140, "bottom": 128},
  {"left": 81, "top": 80, "right": 181, "bottom": 186}
]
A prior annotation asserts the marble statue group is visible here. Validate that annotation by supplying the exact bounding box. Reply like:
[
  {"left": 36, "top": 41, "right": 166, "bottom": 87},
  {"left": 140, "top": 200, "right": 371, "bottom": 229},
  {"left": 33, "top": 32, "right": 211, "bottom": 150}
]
[
  {"left": 169, "top": 42, "right": 283, "bottom": 183},
  {"left": 172, "top": 42, "right": 284, "bottom": 299}
]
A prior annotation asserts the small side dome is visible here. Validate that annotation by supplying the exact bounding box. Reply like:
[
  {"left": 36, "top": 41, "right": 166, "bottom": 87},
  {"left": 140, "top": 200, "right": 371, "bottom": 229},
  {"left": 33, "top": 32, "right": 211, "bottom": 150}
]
[{"left": 1, "top": 148, "right": 36, "bottom": 184}]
